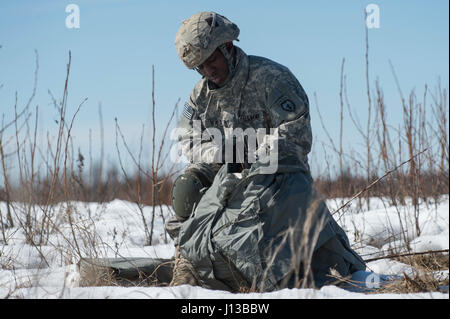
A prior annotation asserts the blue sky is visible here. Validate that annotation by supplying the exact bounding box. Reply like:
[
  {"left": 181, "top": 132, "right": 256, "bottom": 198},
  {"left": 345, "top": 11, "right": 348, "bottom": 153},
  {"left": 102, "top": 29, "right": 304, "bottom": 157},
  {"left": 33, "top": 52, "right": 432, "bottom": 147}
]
[{"left": 0, "top": 0, "right": 448, "bottom": 177}]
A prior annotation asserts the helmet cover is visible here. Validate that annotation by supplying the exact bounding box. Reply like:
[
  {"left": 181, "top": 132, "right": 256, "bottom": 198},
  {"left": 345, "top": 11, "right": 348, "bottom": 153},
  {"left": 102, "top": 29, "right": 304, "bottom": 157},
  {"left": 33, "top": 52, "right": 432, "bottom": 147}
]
[{"left": 175, "top": 11, "right": 240, "bottom": 69}]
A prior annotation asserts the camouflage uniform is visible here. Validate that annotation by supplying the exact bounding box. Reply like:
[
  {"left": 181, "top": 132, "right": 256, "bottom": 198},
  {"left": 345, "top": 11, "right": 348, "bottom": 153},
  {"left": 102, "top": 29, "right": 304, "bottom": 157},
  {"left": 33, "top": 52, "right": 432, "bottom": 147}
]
[
  {"left": 168, "top": 12, "right": 365, "bottom": 290},
  {"left": 167, "top": 45, "right": 312, "bottom": 241},
  {"left": 178, "top": 45, "right": 312, "bottom": 175}
]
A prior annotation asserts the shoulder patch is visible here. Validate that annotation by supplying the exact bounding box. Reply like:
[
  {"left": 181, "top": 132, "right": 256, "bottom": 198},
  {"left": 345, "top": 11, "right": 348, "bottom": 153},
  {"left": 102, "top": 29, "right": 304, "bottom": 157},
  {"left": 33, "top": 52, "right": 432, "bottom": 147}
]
[
  {"left": 182, "top": 102, "right": 194, "bottom": 120},
  {"left": 280, "top": 99, "right": 296, "bottom": 112}
]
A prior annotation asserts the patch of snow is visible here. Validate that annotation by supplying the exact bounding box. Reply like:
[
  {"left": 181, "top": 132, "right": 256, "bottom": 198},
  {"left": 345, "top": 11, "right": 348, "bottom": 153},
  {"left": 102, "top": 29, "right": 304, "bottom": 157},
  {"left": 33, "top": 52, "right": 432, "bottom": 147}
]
[{"left": 0, "top": 196, "right": 448, "bottom": 299}]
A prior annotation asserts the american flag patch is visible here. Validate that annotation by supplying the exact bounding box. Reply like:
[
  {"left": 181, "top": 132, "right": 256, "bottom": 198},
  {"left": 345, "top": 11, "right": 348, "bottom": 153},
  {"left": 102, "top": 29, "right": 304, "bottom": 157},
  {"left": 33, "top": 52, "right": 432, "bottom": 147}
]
[{"left": 183, "top": 102, "right": 194, "bottom": 120}]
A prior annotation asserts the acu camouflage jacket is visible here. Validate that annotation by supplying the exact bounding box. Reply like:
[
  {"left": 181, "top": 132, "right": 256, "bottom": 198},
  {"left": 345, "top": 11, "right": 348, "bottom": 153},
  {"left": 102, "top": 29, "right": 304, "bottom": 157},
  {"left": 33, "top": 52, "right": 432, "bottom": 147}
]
[{"left": 177, "top": 46, "right": 312, "bottom": 175}]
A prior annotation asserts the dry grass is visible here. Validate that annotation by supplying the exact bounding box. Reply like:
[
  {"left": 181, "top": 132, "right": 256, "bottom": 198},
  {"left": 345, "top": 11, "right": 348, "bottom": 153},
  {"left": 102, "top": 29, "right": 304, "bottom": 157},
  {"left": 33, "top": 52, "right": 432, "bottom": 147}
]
[
  {"left": 374, "top": 253, "right": 449, "bottom": 294},
  {"left": 77, "top": 258, "right": 118, "bottom": 287},
  {"left": 375, "top": 272, "right": 448, "bottom": 294},
  {"left": 396, "top": 253, "right": 449, "bottom": 272}
]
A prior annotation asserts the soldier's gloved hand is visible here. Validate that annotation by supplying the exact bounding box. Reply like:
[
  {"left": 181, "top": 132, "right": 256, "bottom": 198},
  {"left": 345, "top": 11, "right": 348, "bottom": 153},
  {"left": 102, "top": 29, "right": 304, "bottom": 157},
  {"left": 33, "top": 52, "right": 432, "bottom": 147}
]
[
  {"left": 224, "top": 135, "right": 253, "bottom": 173},
  {"left": 217, "top": 171, "right": 241, "bottom": 205},
  {"left": 226, "top": 162, "right": 245, "bottom": 173}
]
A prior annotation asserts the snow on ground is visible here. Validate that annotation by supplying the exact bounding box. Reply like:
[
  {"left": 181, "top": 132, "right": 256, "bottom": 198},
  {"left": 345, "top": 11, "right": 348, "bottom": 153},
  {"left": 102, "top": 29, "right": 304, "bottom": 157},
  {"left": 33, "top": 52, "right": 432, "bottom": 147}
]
[{"left": 0, "top": 195, "right": 448, "bottom": 299}]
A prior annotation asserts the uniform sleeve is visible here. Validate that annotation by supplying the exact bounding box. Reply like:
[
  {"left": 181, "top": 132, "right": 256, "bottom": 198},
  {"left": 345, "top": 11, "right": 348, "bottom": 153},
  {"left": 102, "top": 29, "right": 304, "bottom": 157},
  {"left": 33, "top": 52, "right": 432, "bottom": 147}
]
[
  {"left": 176, "top": 98, "right": 224, "bottom": 165},
  {"left": 255, "top": 71, "right": 312, "bottom": 171}
]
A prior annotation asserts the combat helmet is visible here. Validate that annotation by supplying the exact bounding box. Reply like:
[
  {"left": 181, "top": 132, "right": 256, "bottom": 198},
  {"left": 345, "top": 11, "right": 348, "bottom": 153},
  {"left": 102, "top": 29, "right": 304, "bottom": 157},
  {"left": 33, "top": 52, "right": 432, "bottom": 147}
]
[{"left": 175, "top": 12, "right": 240, "bottom": 69}]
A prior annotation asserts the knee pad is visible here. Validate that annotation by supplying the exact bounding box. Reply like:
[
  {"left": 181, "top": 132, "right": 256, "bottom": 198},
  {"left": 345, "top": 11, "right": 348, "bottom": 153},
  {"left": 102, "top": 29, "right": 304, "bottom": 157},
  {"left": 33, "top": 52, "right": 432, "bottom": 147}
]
[{"left": 171, "top": 172, "right": 207, "bottom": 220}]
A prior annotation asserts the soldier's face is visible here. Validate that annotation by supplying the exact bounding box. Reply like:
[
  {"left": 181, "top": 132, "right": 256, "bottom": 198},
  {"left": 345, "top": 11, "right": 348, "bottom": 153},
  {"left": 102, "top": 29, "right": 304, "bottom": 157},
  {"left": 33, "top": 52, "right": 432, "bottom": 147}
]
[{"left": 197, "top": 49, "right": 229, "bottom": 87}]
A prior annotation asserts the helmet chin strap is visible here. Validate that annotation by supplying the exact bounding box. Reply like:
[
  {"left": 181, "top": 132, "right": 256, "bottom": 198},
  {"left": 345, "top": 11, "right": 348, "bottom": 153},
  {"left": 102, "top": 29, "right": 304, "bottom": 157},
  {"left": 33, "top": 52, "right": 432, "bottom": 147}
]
[{"left": 217, "top": 43, "right": 236, "bottom": 86}]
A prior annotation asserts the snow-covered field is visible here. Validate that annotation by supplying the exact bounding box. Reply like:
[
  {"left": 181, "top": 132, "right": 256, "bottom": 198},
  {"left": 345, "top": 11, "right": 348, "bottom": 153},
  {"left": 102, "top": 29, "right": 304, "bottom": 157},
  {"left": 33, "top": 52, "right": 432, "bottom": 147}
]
[{"left": 0, "top": 195, "right": 448, "bottom": 299}]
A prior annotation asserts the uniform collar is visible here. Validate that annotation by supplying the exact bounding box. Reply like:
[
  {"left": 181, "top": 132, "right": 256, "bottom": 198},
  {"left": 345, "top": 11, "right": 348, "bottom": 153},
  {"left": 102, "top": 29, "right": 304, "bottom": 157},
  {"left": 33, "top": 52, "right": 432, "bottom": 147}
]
[{"left": 206, "top": 46, "right": 249, "bottom": 95}]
